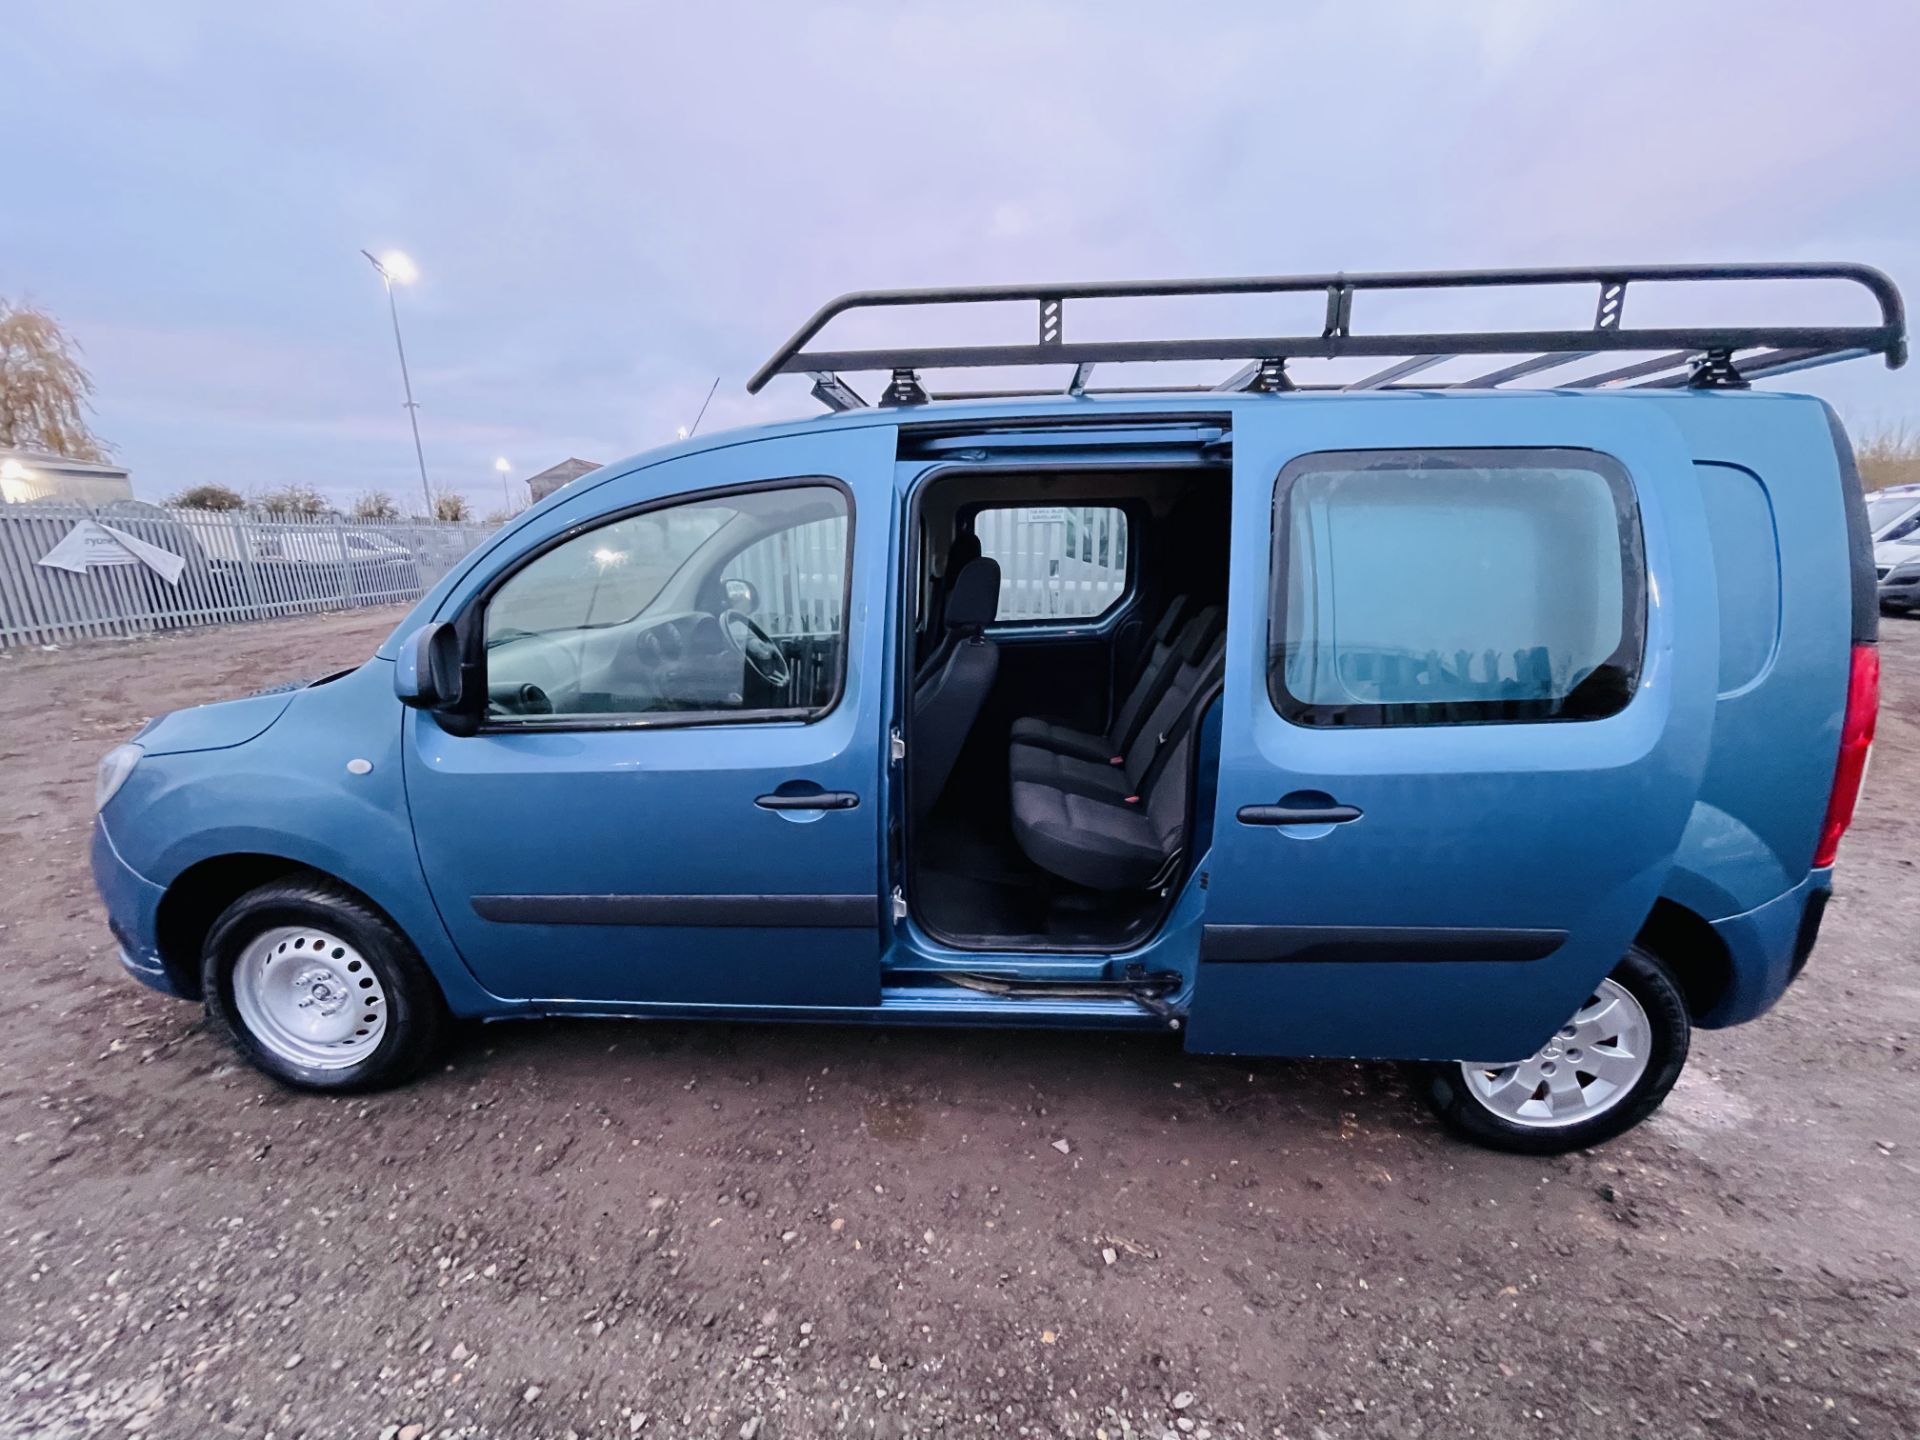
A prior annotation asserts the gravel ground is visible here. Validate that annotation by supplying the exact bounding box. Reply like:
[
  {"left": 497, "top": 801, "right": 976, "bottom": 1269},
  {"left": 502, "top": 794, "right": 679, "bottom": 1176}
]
[{"left": 1, "top": 608, "right": 1916, "bottom": 1440}]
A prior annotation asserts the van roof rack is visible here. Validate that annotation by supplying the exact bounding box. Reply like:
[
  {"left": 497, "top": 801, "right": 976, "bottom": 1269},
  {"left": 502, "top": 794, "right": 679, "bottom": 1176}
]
[{"left": 747, "top": 262, "right": 1906, "bottom": 411}]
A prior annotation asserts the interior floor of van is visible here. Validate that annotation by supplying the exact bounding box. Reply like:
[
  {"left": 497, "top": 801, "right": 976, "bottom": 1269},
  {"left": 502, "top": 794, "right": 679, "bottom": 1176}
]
[
  {"left": 914, "top": 777, "right": 1172, "bottom": 949},
  {"left": 904, "top": 466, "right": 1231, "bottom": 952}
]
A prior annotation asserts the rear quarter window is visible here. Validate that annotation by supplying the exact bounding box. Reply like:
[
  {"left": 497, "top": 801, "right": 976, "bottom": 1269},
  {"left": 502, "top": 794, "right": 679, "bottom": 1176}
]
[
  {"left": 1270, "top": 448, "right": 1645, "bottom": 727},
  {"left": 1695, "top": 461, "right": 1780, "bottom": 695}
]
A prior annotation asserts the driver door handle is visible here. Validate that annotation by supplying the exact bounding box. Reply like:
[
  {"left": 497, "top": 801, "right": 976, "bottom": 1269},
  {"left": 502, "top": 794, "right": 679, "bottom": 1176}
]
[{"left": 755, "top": 791, "right": 860, "bottom": 811}]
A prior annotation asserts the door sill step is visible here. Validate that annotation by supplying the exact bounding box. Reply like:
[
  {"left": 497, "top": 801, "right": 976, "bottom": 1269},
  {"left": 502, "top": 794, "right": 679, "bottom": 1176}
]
[{"left": 895, "top": 970, "right": 1185, "bottom": 1026}]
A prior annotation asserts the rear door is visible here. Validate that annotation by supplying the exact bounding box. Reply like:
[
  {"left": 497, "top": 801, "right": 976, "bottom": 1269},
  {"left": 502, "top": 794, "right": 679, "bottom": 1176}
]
[{"left": 1189, "top": 396, "right": 1716, "bottom": 1061}]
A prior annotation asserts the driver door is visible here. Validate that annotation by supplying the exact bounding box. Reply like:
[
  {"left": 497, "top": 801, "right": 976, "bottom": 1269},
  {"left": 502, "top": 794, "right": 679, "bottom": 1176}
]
[{"left": 404, "top": 427, "right": 895, "bottom": 1007}]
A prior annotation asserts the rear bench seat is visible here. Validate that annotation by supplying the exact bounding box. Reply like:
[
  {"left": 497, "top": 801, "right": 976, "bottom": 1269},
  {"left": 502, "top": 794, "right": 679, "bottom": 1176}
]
[
  {"left": 1009, "top": 607, "right": 1222, "bottom": 801},
  {"left": 1010, "top": 620, "right": 1225, "bottom": 891},
  {"left": 1009, "top": 595, "right": 1195, "bottom": 764}
]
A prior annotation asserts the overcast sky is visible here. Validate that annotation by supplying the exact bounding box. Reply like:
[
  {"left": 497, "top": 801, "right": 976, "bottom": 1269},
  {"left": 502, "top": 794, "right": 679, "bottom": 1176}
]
[{"left": 7, "top": 2, "right": 1918, "bottom": 508}]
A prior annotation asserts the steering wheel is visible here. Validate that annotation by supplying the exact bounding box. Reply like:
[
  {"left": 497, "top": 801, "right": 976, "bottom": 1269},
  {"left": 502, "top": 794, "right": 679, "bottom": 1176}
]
[{"left": 721, "top": 610, "right": 792, "bottom": 689}]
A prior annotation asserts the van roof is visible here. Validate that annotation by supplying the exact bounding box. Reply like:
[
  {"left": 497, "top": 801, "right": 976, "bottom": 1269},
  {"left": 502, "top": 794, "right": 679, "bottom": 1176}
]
[
  {"left": 749, "top": 262, "right": 1905, "bottom": 412},
  {"left": 599, "top": 382, "right": 1834, "bottom": 491}
]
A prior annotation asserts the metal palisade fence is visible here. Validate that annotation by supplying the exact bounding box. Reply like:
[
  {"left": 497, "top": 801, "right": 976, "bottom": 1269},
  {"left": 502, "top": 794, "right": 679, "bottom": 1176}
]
[
  {"left": 975, "top": 504, "right": 1130, "bottom": 621},
  {"left": 0, "top": 498, "right": 499, "bottom": 649},
  {"left": 727, "top": 514, "right": 850, "bottom": 638}
]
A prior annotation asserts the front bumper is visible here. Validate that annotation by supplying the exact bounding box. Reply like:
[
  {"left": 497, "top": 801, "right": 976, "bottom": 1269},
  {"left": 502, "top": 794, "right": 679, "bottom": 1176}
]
[
  {"left": 89, "top": 820, "right": 189, "bottom": 999},
  {"left": 1701, "top": 867, "right": 1832, "bottom": 1028}
]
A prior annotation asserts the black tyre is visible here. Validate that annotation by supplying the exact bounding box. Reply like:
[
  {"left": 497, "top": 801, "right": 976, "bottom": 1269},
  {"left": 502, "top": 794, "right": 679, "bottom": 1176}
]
[
  {"left": 202, "top": 876, "right": 451, "bottom": 1092},
  {"left": 1419, "top": 944, "right": 1690, "bottom": 1155}
]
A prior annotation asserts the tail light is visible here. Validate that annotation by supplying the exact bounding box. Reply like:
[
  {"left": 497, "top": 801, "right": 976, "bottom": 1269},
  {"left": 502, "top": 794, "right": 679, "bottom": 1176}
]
[{"left": 1813, "top": 643, "right": 1879, "bottom": 867}]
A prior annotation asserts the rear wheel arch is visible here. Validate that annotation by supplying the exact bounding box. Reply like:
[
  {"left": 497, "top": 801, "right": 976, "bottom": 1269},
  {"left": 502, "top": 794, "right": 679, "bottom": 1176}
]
[
  {"left": 1636, "top": 897, "right": 1734, "bottom": 1022},
  {"left": 1422, "top": 942, "right": 1691, "bottom": 1154}
]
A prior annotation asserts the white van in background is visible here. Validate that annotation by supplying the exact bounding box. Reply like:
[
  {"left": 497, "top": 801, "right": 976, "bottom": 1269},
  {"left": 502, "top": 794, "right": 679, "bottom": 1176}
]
[{"left": 1871, "top": 483, "right": 1920, "bottom": 613}]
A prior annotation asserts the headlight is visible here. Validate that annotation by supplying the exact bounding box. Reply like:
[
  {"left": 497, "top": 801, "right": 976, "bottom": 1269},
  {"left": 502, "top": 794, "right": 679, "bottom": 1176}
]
[{"left": 96, "top": 744, "right": 142, "bottom": 814}]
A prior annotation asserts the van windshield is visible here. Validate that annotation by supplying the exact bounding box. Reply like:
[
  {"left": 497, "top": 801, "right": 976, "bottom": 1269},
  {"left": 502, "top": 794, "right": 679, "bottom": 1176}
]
[{"left": 1867, "top": 493, "right": 1918, "bottom": 533}]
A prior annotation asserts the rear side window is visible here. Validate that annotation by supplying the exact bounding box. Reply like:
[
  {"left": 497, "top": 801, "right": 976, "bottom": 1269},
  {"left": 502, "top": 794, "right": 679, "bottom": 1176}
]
[
  {"left": 1270, "top": 449, "right": 1645, "bottom": 727},
  {"left": 974, "top": 505, "right": 1129, "bottom": 621},
  {"left": 1696, "top": 461, "right": 1779, "bottom": 695}
]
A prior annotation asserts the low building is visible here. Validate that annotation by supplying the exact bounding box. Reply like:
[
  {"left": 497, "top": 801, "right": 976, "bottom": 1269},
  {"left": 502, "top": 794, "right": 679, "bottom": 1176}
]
[
  {"left": 526, "top": 457, "right": 603, "bottom": 503},
  {"left": 0, "top": 449, "right": 134, "bottom": 506}
]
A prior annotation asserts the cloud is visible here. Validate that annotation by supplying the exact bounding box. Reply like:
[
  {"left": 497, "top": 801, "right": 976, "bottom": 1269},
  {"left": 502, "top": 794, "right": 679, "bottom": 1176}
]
[{"left": 2, "top": 1, "right": 1915, "bottom": 501}]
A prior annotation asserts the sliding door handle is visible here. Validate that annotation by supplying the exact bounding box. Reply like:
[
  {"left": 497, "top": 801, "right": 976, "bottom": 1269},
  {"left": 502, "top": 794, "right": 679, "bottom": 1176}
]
[
  {"left": 1237, "top": 802, "right": 1362, "bottom": 826},
  {"left": 756, "top": 791, "right": 860, "bottom": 812}
]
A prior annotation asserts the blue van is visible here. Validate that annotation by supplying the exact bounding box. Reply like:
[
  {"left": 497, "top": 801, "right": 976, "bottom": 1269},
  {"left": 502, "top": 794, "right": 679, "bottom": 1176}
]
[{"left": 90, "top": 264, "right": 1899, "bottom": 1153}]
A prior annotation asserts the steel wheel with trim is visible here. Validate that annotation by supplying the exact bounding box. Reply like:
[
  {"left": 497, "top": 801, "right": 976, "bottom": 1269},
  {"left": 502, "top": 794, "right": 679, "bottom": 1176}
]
[
  {"left": 203, "top": 876, "right": 450, "bottom": 1092},
  {"left": 1419, "top": 944, "right": 1691, "bottom": 1154}
]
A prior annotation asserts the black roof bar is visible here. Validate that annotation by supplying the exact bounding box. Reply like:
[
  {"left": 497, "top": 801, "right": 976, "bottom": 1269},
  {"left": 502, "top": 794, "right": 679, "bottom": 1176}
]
[
  {"left": 1564, "top": 352, "right": 1696, "bottom": 389},
  {"left": 1350, "top": 354, "right": 1451, "bottom": 390},
  {"left": 1212, "top": 360, "right": 1264, "bottom": 393},
  {"left": 1458, "top": 351, "right": 1595, "bottom": 387},
  {"left": 748, "top": 263, "right": 1904, "bottom": 407},
  {"left": 808, "top": 373, "right": 868, "bottom": 411},
  {"left": 1652, "top": 345, "right": 1871, "bottom": 386}
]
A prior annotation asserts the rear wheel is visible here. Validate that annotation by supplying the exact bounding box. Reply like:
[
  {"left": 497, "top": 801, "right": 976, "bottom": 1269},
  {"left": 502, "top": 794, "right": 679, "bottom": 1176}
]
[
  {"left": 1421, "top": 944, "right": 1690, "bottom": 1154},
  {"left": 202, "top": 877, "right": 450, "bottom": 1092}
]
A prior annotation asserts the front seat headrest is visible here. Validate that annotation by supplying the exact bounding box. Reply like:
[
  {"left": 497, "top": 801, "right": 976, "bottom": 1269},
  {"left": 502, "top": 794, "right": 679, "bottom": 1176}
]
[
  {"left": 945, "top": 557, "right": 1001, "bottom": 631},
  {"left": 944, "top": 531, "right": 982, "bottom": 576}
]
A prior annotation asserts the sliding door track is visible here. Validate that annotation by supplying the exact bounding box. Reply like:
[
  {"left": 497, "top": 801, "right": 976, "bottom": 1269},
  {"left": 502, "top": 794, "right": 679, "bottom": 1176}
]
[{"left": 934, "top": 968, "right": 1185, "bottom": 1026}]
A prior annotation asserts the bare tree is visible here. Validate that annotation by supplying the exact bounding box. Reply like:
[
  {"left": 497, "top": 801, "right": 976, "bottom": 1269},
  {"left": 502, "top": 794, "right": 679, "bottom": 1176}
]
[
  {"left": 352, "top": 490, "right": 400, "bottom": 521},
  {"left": 0, "top": 298, "right": 109, "bottom": 461},
  {"left": 256, "top": 483, "right": 330, "bottom": 516},
  {"left": 169, "top": 483, "right": 247, "bottom": 511},
  {"left": 430, "top": 487, "right": 472, "bottom": 523},
  {"left": 1857, "top": 422, "right": 1920, "bottom": 493}
]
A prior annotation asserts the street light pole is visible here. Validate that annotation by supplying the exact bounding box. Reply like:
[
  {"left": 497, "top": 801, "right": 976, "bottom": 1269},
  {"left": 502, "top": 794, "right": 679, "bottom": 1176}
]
[
  {"left": 495, "top": 456, "right": 514, "bottom": 514},
  {"left": 361, "top": 249, "right": 433, "bottom": 518}
]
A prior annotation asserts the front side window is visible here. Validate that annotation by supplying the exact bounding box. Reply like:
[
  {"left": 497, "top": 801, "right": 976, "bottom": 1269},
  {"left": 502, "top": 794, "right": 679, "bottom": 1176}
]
[
  {"left": 974, "top": 504, "right": 1130, "bottom": 621},
  {"left": 483, "top": 482, "right": 850, "bottom": 724},
  {"left": 1270, "top": 449, "right": 1644, "bottom": 727}
]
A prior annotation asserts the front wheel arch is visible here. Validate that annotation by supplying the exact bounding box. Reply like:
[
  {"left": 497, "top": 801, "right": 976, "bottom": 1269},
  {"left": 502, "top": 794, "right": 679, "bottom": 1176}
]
[{"left": 155, "top": 855, "right": 419, "bottom": 1003}]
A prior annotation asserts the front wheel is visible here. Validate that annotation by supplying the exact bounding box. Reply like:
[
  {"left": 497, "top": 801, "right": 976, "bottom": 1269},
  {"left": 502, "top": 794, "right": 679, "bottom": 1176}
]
[
  {"left": 1420, "top": 945, "right": 1690, "bottom": 1154},
  {"left": 202, "top": 876, "right": 451, "bottom": 1092}
]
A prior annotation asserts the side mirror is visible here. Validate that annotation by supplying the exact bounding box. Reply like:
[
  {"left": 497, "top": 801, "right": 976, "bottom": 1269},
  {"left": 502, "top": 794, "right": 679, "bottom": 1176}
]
[
  {"left": 394, "top": 622, "right": 464, "bottom": 710},
  {"left": 722, "top": 577, "right": 758, "bottom": 614}
]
